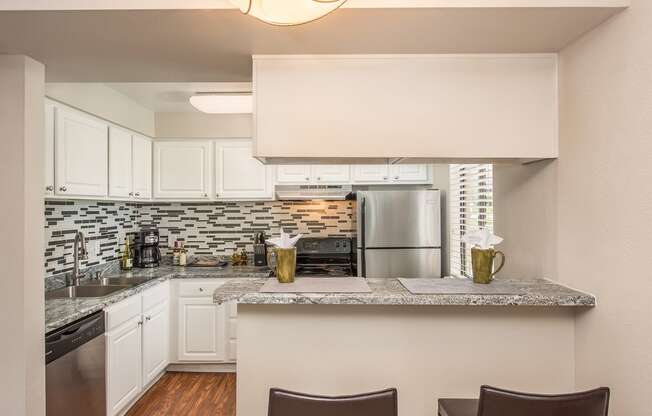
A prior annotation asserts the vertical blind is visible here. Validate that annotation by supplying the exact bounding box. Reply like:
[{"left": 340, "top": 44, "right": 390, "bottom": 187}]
[{"left": 449, "top": 164, "right": 494, "bottom": 278}]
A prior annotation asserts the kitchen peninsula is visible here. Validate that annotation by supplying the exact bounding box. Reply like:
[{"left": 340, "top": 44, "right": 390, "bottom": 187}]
[{"left": 214, "top": 278, "right": 595, "bottom": 416}]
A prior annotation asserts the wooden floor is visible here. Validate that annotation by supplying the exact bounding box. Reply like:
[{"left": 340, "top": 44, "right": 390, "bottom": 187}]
[{"left": 127, "top": 372, "right": 236, "bottom": 416}]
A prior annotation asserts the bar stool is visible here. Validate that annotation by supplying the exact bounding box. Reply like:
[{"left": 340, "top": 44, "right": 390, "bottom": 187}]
[
  {"left": 438, "top": 385, "right": 610, "bottom": 416},
  {"left": 268, "top": 387, "right": 398, "bottom": 416}
]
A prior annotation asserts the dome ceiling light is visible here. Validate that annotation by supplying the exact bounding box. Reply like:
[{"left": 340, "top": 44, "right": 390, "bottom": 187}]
[
  {"left": 189, "top": 93, "right": 253, "bottom": 114},
  {"left": 229, "top": 0, "right": 347, "bottom": 26}
]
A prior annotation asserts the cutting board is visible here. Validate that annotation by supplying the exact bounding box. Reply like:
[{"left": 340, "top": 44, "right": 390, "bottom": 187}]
[
  {"left": 260, "top": 277, "right": 371, "bottom": 293},
  {"left": 398, "top": 278, "right": 526, "bottom": 295}
]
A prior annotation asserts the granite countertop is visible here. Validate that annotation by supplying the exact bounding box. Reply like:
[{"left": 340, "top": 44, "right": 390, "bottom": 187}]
[
  {"left": 212, "top": 277, "right": 596, "bottom": 307},
  {"left": 45, "top": 264, "right": 271, "bottom": 333}
]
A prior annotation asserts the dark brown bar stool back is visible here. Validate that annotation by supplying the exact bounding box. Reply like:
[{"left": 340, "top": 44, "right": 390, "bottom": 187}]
[
  {"left": 478, "top": 385, "right": 610, "bottom": 416},
  {"left": 268, "top": 387, "right": 398, "bottom": 416}
]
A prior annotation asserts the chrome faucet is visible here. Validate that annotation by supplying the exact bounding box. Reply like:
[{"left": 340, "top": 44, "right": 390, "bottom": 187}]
[{"left": 72, "top": 231, "right": 88, "bottom": 286}]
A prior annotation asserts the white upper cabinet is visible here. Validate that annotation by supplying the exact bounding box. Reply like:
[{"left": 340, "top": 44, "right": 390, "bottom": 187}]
[
  {"left": 55, "top": 106, "right": 108, "bottom": 197},
  {"left": 276, "top": 165, "right": 350, "bottom": 184},
  {"left": 311, "top": 165, "right": 350, "bottom": 184},
  {"left": 352, "top": 164, "right": 431, "bottom": 184},
  {"left": 215, "top": 139, "right": 273, "bottom": 200},
  {"left": 44, "top": 101, "right": 55, "bottom": 196},
  {"left": 154, "top": 140, "right": 211, "bottom": 199},
  {"left": 132, "top": 135, "right": 152, "bottom": 199},
  {"left": 276, "top": 165, "right": 312, "bottom": 184},
  {"left": 351, "top": 165, "right": 390, "bottom": 183},
  {"left": 108, "top": 126, "right": 133, "bottom": 198},
  {"left": 390, "top": 165, "right": 429, "bottom": 183},
  {"left": 253, "top": 55, "right": 558, "bottom": 162}
]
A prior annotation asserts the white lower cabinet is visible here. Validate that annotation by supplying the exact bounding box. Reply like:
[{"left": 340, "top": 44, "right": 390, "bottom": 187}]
[
  {"left": 175, "top": 280, "right": 234, "bottom": 363},
  {"left": 106, "top": 282, "right": 170, "bottom": 416},
  {"left": 226, "top": 301, "right": 238, "bottom": 361},
  {"left": 107, "top": 316, "right": 143, "bottom": 416}
]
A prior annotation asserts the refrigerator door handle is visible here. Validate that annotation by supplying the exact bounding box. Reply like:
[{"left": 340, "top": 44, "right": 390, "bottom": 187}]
[{"left": 361, "top": 196, "right": 366, "bottom": 277}]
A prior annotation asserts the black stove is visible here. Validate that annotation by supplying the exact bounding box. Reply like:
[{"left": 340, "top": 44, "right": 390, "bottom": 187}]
[{"left": 274, "top": 237, "right": 354, "bottom": 277}]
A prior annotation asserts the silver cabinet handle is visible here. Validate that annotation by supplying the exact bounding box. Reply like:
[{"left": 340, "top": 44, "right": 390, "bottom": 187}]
[
  {"left": 45, "top": 185, "right": 54, "bottom": 191},
  {"left": 59, "top": 186, "right": 67, "bottom": 192}
]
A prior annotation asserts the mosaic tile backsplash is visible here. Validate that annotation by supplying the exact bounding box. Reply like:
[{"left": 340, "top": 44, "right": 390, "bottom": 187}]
[{"left": 45, "top": 200, "right": 355, "bottom": 277}]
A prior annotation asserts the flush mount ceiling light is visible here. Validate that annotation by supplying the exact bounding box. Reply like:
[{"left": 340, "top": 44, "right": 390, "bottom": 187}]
[
  {"left": 189, "top": 93, "right": 253, "bottom": 114},
  {"left": 230, "top": 0, "right": 347, "bottom": 26}
]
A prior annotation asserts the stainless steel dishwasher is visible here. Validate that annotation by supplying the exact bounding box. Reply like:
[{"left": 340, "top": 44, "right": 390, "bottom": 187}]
[{"left": 46, "top": 310, "right": 106, "bottom": 416}]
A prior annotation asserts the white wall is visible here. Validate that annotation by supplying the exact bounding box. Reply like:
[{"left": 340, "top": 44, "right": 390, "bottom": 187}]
[
  {"left": 0, "top": 55, "right": 46, "bottom": 416},
  {"left": 557, "top": 1, "right": 652, "bottom": 414},
  {"left": 155, "top": 112, "right": 252, "bottom": 138},
  {"left": 493, "top": 161, "right": 558, "bottom": 280},
  {"left": 46, "top": 82, "right": 156, "bottom": 136}
]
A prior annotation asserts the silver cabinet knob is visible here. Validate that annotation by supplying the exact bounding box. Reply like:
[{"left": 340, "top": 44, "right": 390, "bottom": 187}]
[
  {"left": 129, "top": 192, "right": 133, "bottom": 196},
  {"left": 203, "top": 193, "right": 208, "bottom": 197},
  {"left": 59, "top": 186, "right": 67, "bottom": 192},
  {"left": 199, "top": 287, "right": 204, "bottom": 292},
  {"left": 382, "top": 176, "right": 388, "bottom": 180},
  {"left": 394, "top": 176, "right": 400, "bottom": 180},
  {"left": 305, "top": 177, "right": 310, "bottom": 181},
  {"left": 45, "top": 185, "right": 54, "bottom": 191},
  {"left": 135, "top": 192, "right": 140, "bottom": 197},
  {"left": 216, "top": 193, "right": 220, "bottom": 198},
  {"left": 316, "top": 177, "right": 321, "bottom": 181},
  {"left": 137, "top": 321, "right": 143, "bottom": 326},
  {"left": 145, "top": 316, "right": 151, "bottom": 321}
]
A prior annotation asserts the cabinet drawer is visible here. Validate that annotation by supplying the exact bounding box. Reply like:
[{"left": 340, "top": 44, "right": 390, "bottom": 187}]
[
  {"left": 177, "top": 281, "right": 225, "bottom": 298},
  {"left": 142, "top": 281, "right": 170, "bottom": 311},
  {"left": 105, "top": 295, "right": 142, "bottom": 332}
]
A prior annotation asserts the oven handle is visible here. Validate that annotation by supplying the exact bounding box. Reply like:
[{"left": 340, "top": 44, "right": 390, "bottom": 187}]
[{"left": 360, "top": 196, "right": 366, "bottom": 277}]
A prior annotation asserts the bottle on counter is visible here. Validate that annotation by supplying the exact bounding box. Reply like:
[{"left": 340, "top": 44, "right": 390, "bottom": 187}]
[
  {"left": 121, "top": 236, "right": 133, "bottom": 270},
  {"left": 172, "top": 240, "right": 180, "bottom": 266},
  {"left": 179, "top": 242, "right": 187, "bottom": 266}
]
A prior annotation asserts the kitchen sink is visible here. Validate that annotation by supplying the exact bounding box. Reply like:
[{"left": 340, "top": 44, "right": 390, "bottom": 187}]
[
  {"left": 46, "top": 285, "right": 130, "bottom": 300},
  {"left": 82, "top": 276, "right": 153, "bottom": 287}
]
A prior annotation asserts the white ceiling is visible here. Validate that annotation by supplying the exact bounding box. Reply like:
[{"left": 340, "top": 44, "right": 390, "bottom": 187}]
[
  {"left": 107, "top": 82, "right": 252, "bottom": 112},
  {"left": 0, "top": 6, "right": 626, "bottom": 82}
]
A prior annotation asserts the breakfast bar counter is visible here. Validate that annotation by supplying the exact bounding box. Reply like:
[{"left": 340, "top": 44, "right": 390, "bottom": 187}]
[{"left": 217, "top": 277, "right": 595, "bottom": 416}]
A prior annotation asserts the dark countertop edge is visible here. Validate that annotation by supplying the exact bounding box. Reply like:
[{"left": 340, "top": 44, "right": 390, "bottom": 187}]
[{"left": 45, "top": 272, "right": 270, "bottom": 333}]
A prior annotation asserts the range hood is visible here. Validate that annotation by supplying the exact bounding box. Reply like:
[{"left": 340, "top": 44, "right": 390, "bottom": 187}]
[{"left": 275, "top": 185, "right": 353, "bottom": 201}]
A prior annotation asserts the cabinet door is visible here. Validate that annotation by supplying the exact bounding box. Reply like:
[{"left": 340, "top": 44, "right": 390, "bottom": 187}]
[
  {"left": 276, "top": 165, "right": 311, "bottom": 184},
  {"left": 153, "top": 140, "right": 211, "bottom": 199},
  {"left": 55, "top": 106, "right": 108, "bottom": 197},
  {"left": 142, "top": 301, "right": 169, "bottom": 386},
  {"left": 390, "top": 165, "right": 430, "bottom": 183},
  {"left": 44, "top": 101, "right": 55, "bottom": 196},
  {"left": 132, "top": 135, "right": 152, "bottom": 199},
  {"left": 107, "top": 317, "right": 143, "bottom": 416},
  {"left": 312, "top": 165, "right": 350, "bottom": 184},
  {"left": 226, "top": 301, "right": 238, "bottom": 362},
  {"left": 108, "top": 126, "right": 133, "bottom": 198},
  {"left": 215, "top": 139, "right": 273, "bottom": 199},
  {"left": 351, "top": 164, "right": 390, "bottom": 184},
  {"left": 177, "top": 297, "right": 226, "bottom": 362}
]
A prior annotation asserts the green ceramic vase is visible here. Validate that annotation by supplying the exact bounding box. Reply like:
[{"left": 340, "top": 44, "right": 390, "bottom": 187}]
[{"left": 471, "top": 248, "right": 506, "bottom": 284}]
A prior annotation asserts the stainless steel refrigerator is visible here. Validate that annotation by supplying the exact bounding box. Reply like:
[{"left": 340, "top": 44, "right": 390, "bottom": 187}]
[{"left": 356, "top": 189, "right": 441, "bottom": 278}]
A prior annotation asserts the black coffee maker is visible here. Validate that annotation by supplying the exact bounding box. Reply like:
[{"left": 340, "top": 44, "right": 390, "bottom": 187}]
[{"left": 134, "top": 228, "right": 161, "bottom": 268}]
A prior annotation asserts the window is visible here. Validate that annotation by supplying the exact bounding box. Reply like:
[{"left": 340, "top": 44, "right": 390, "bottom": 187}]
[{"left": 449, "top": 164, "right": 494, "bottom": 278}]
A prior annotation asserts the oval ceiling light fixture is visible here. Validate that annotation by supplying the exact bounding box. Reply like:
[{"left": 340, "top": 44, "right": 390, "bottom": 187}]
[
  {"left": 189, "top": 93, "right": 253, "bottom": 114},
  {"left": 230, "top": 0, "right": 347, "bottom": 26}
]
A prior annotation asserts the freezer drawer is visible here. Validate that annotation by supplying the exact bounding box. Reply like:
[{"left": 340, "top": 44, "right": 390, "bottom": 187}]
[{"left": 358, "top": 248, "right": 441, "bottom": 278}]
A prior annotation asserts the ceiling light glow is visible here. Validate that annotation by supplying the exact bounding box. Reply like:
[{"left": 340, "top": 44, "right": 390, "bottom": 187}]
[{"left": 230, "top": 0, "right": 346, "bottom": 26}]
